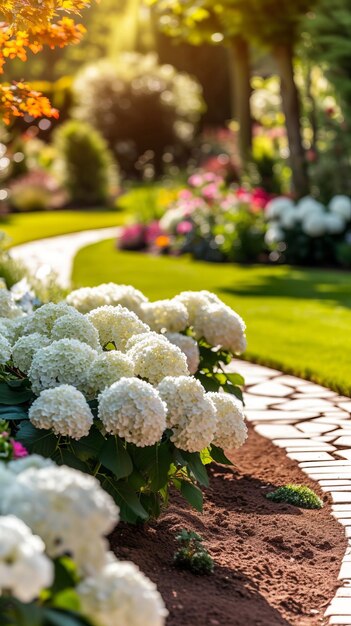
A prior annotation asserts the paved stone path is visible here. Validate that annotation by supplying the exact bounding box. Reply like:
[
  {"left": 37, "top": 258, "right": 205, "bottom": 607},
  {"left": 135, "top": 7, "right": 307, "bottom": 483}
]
[
  {"left": 231, "top": 359, "right": 351, "bottom": 625},
  {"left": 10, "top": 227, "right": 117, "bottom": 288}
]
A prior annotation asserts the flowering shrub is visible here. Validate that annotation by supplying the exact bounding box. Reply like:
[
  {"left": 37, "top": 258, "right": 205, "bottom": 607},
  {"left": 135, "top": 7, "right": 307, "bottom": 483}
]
[
  {"left": 265, "top": 194, "right": 351, "bottom": 266},
  {"left": 0, "top": 456, "right": 167, "bottom": 626},
  {"left": 0, "top": 283, "right": 247, "bottom": 523},
  {"left": 9, "top": 169, "right": 68, "bottom": 212},
  {"left": 118, "top": 174, "right": 269, "bottom": 262}
]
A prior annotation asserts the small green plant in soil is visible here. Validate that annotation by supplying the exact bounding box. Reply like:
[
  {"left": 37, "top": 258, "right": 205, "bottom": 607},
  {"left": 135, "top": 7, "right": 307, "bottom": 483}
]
[
  {"left": 266, "top": 484, "right": 323, "bottom": 509},
  {"left": 174, "top": 530, "right": 214, "bottom": 575}
]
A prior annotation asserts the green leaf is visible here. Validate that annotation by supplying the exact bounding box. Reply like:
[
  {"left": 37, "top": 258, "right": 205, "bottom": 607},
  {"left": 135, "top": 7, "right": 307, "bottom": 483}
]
[
  {"left": 52, "top": 590, "right": 81, "bottom": 613},
  {"left": 196, "top": 373, "right": 220, "bottom": 392},
  {"left": 45, "top": 609, "right": 92, "bottom": 626},
  {"left": 200, "top": 448, "right": 212, "bottom": 465},
  {"left": 53, "top": 449, "right": 89, "bottom": 472},
  {"left": 181, "top": 451, "right": 209, "bottom": 487},
  {"left": 210, "top": 445, "right": 233, "bottom": 465},
  {"left": 16, "top": 422, "right": 58, "bottom": 457},
  {"left": 101, "top": 478, "right": 148, "bottom": 521},
  {"left": 0, "top": 382, "right": 32, "bottom": 405},
  {"left": 70, "top": 426, "right": 105, "bottom": 461},
  {"left": 0, "top": 406, "right": 28, "bottom": 420},
  {"left": 226, "top": 372, "right": 245, "bottom": 386},
  {"left": 98, "top": 436, "right": 133, "bottom": 480},
  {"left": 149, "top": 442, "right": 173, "bottom": 491},
  {"left": 51, "top": 557, "right": 78, "bottom": 595},
  {"left": 222, "top": 382, "right": 243, "bottom": 402},
  {"left": 180, "top": 481, "right": 203, "bottom": 512}
]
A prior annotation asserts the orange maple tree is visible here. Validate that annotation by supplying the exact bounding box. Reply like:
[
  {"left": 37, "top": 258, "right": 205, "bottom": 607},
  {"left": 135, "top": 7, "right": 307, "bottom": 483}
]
[{"left": 0, "top": 0, "right": 91, "bottom": 123}]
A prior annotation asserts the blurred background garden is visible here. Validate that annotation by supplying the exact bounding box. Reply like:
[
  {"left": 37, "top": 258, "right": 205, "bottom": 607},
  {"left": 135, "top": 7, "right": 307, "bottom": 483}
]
[{"left": 2, "top": 0, "right": 351, "bottom": 393}]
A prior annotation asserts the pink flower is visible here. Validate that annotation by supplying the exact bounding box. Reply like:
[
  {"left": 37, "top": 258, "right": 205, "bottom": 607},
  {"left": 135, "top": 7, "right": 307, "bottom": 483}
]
[
  {"left": 145, "top": 221, "right": 165, "bottom": 245},
  {"left": 0, "top": 431, "right": 9, "bottom": 438},
  {"left": 178, "top": 189, "right": 193, "bottom": 201},
  {"left": 188, "top": 174, "right": 204, "bottom": 187},
  {"left": 202, "top": 183, "right": 221, "bottom": 201},
  {"left": 12, "top": 440, "right": 28, "bottom": 459},
  {"left": 177, "top": 220, "right": 193, "bottom": 234}
]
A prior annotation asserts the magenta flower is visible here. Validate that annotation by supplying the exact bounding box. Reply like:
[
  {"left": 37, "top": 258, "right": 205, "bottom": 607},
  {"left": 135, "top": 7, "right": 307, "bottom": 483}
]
[
  {"left": 12, "top": 440, "right": 28, "bottom": 459},
  {"left": 177, "top": 221, "right": 193, "bottom": 235}
]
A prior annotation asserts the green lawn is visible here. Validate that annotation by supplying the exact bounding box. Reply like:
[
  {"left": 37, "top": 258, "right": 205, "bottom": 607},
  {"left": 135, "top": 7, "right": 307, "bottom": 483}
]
[
  {"left": 73, "top": 239, "right": 351, "bottom": 395},
  {"left": 0, "top": 210, "right": 126, "bottom": 247}
]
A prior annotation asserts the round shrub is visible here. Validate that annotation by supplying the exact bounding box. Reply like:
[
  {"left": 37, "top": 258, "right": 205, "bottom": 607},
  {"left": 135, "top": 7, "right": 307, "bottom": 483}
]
[
  {"left": 54, "top": 120, "right": 119, "bottom": 206},
  {"left": 73, "top": 53, "right": 204, "bottom": 177}
]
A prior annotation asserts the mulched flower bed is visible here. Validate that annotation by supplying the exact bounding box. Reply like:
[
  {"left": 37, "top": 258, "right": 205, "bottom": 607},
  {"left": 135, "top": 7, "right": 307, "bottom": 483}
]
[{"left": 111, "top": 425, "right": 346, "bottom": 626}]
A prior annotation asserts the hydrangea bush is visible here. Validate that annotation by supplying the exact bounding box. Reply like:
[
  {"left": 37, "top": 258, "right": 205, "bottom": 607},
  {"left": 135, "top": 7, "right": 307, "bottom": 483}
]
[
  {"left": 0, "top": 456, "right": 167, "bottom": 626},
  {"left": 265, "top": 194, "right": 351, "bottom": 266},
  {"left": 0, "top": 283, "right": 247, "bottom": 523}
]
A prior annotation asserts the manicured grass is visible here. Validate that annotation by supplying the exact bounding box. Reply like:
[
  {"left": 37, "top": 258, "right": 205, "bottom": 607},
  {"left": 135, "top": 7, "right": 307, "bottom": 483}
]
[
  {"left": 0, "top": 210, "right": 127, "bottom": 247},
  {"left": 73, "top": 239, "right": 351, "bottom": 395}
]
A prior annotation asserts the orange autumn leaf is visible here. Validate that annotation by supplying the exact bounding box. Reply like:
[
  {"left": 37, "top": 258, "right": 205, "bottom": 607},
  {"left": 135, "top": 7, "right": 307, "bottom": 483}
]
[{"left": 0, "top": 82, "right": 59, "bottom": 125}]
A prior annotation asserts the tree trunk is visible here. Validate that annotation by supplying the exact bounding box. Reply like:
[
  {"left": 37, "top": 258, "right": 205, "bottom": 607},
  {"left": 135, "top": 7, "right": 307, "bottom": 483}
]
[
  {"left": 228, "top": 37, "right": 252, "bottom": 166},
  {"left": 273, "top": 43, "right": 309, "bottom": 197}
]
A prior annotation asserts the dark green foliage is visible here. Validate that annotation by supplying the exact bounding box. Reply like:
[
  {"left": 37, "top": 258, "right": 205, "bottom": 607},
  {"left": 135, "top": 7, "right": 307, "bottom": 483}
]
[
  {"left": 266, "top": 484, "right": 323, "bottom": 509},
  {"left": 174, "top": 530, "right": 214, "bottom": 575},
  {"left": 54, "top": 120, "right": 119, "bottom": 206}
]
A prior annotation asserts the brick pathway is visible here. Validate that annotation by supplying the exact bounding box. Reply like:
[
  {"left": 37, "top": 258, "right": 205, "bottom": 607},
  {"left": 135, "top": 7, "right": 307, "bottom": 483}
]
[{"left": 231, "top": 360, "right": 351, "bottom": 624}]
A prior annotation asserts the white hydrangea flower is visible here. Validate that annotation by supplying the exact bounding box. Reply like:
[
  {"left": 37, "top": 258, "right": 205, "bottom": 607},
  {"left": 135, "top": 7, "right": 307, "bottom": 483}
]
[
  {"left": 87, "top": 351, "right": 134, "bottom": 397},
  {"left": 29, "top": 385, "right": 94, "bottom": 439},
  {"left": 329, "top": 195, "right": 351, "bottom": 221},
  {"left": 77, "top": 557, "right": 168, "bottom": 626},
  {"left": 51, "top": 313, "right": 101, "bottom": 350},
  {"left": 87, "top": 305, "right": 149, "bottom": 350},
  {"left": 2, "top": 465, "right": 119, "bottom": 575},
  {"left": 302, "top": 214, "right": 327, "bottom": 237},
  {"left": 125, "top": 331, "right": 170, "bottom": 352},
  {"left": 0, "top": 333, "right": 11, "bottom": 364},
  {"left": 128, "top": 339, "right": 189, "bottom": 385},
  {"left": 98, "top": 378, "right": 166, "bottom": 446},
  {"left": 157, "top": 376, "right": 217, "bottom": 452},
  {"left": 12, "top": 333, "right": 51, "bottom": 373},
  {"left": 0, "top": 289, "right": 23, "bottom": 319},
  {"left": 0, "top": 318, "right": 17, "bottom": 343},
  {"left": 265, "top": 197, "right": 295, "bottom": 220},
  {"left": 8, "top": 454, "right": 56, "bottom": 474},
  {"left": 193, "top": 303, "right": 246, "bottom": 354},
  {"left": 67, "top": 284, "right": 148, "bottom": 317},
  {"left": 264, "top": 225, "right": 284, "bottom": 245},
  {"left": 22, "top": 302, "right": 79, "bottom": 336},
  {"left": 295, "top": 196, "right": 325, "bottom": 220},
  {"left": 207, "top": 392, "right": 247, "bottom": 450},
  {"left": 3, "top": 316, "right": 29, "bottom": 344},
  {"left": 165, "top": 332, "right": 200, "bottom": 374},
  {"left": 174, "top": 290, "right": 221, "bottom": 325},
  {"left": 0, "top": 516, "right": 54, "bottom": 602},
  {"left": 140, "top": 299, "right": 189, "bottom": 332},
  {"left": 28, "top": 338, "right": 98, "bottom": 395},
  {"left": 280, "top": 208, "right": 298, "bottom": 230},
  {"left": 0, "top": 463, "right": 14, "bottom": 497},
  {"left": 324, "top": 212, "right": 346, "bottom": 235}
]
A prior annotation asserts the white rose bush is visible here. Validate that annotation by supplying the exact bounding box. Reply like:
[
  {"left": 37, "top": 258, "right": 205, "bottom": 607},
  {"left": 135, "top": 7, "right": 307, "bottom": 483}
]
[{"left": 0, "top": 282, "right": 247, "bottom": 525}]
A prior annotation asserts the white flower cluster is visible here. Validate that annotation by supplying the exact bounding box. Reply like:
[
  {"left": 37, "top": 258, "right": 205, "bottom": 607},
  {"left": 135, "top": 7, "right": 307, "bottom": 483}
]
[
  {"left": 12, "top": 333, "right": 51, "bottom": 373},
  {"left": 158, "top": 377, "right": 217, "bottom": 452},
  {"left": 67, "top": 283, "right": 148, "bottom": 317},
  {"left": 141, "top": 299, "right": 189, "bottom": 332},
  {"left": 1, "top": 463, "right": 119, "bottom": 575},
  {"left": 98, "top": 378, "right": 167, "bottom": 446},
  {"left": 87, "top": 305, "right": 149, "bottom": 350},
  {"left": 29, "top": 385, "right": 94, "bottom": 439},
  {"left": 127, "top": 337, "right": 189, "bottom": 385},
  {"left": 0, "top": 460, "right": 167, "bottom": 624},
  {"left": 165, "top": 332, "right": 200, "bottom": 374},
  {"left": 0, "top": 333, "right": 11, "bottom": 365},
  {"left": 265, "top": 194, "right": 351, "bottom": 241},
  {"left": 51, "top": 313, "right": 100, "bottom": 350},
  {"left": 86, "top": 351, "right": 135, "bottom": 397},
  {"left": 0, "top": 288, "right": 23, "bottom": 319},
  {"left": 0, "top": 515, "right": 53, "bottom": 602},
  {"left": 28, "top": 338, "right": 98, "bottom": 395},
  {"left": 208, "top": 392, "right": 248, "bottom": 450},
  {"left": 77, "top": 558, "right": 168, "bottom": 626}
]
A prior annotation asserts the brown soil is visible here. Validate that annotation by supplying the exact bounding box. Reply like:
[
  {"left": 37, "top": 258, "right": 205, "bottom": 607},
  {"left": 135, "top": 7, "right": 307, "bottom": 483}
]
[{"left": 110, "top": 426, "right": 346, "bottom": 626}]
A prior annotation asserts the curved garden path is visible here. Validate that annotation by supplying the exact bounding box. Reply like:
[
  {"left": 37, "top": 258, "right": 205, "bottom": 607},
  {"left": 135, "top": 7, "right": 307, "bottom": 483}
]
[
  {"left": 10, "top": 226, "right": 117, "bottom": 288},
  {"left": 232, "top": 359, "right": 351, "bottom": 625},
  {"left": 11, "top": 229, "right": 351, "bottom": 623}
]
